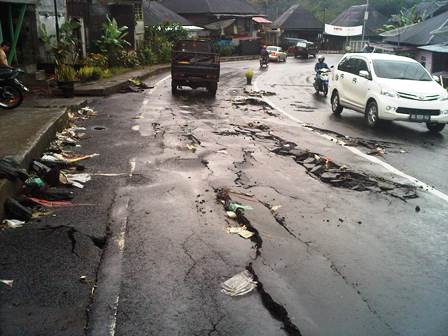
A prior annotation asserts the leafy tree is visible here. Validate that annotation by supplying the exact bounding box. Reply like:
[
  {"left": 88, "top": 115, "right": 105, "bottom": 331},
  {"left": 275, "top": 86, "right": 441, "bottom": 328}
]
[{"left": 97, "top": 16, "right": 131, "bottom": 65}]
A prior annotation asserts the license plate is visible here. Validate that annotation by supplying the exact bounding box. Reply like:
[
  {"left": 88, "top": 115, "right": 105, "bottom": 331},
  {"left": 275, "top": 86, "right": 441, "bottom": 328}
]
[{"left": 409, "top": 114, "right": 430, "bottom": 122}]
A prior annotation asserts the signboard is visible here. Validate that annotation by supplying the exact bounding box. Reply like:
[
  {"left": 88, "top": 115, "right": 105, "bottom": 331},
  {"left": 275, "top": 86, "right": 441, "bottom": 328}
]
[{"left": 325, "top": 24, "right": 363, "bottom": 37}]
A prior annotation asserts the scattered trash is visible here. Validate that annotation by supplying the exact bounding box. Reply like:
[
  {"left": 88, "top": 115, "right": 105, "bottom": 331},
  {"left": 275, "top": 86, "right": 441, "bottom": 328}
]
[
  {"left": 25, "top": 177, "right": 45, "bottom": 189},
  {"left": 226, "top": 226, "right": 254, "bottom": 239},
  {"left": 217, "top": 149, "right": 228, "bottom": 155},
  {"left": 270, "top": 205, "right": 282, "bottom": 213},
  {"left": 121, "top": 78, "right": 151, "bottom": 93},
  {"left": 79, "top": 275, "right": 88, "bottom": 283},
  {"left": 131, "top": 125, "right": 140, "bottom": 131},
  {"left": 0, "top": 280, "right": 14, "bottom": 287},
  {"left": 232, "top": 96, "right": 273, "bottom": 109},
  {"left": 221, "top": 270, "right": 257, "bottom": 296},
  {"left": 4, "top": 198, "right": 32, "bottom": 221},
  {"left": 41, "top": 153, "right": 99, "bottom": 164},
  {"left": 243, "top": 88, "right": 276, "bottom": 97},
  {"left": 226, "top": 211, "right": 237, "bottom": 219},
  {"left": 186, "top": 144, "right": 197, "bottom": 153},
  {"left": 78, "top": 107, "right": 97, "bottom": 117},
  {"left": 227, "top": 202, "right": 253, "bottom": 212},
  {"left": 0, "top": 157, "right": 28, "bottom": 181},
  {"left": 64, "top": 173, "right": 91, "bottom": 189},
  {"left": 367, "top": 147, "right": 386, "bottom": 156},
  {"left": 1, "top": 219, "right": 25, "bottom": 229},
  {"left": 28, "top": 198, "right": 74, "bottom": 208}
]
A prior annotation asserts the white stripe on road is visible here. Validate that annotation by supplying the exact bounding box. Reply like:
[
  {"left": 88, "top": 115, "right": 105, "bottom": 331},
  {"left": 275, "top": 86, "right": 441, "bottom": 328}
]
[{"left": 254, "top": 79, "right": 448, "bottom": 204}]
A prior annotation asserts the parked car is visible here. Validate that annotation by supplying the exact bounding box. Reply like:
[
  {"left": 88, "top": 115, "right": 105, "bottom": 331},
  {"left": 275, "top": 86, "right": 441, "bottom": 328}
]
[
  {"left": 267, "top": 46, "right": 287, "bottom": 62},
  {"left": 171, "top": 40, "right": 220, "bottom": 97},
  {"left": 330, "top": 53, "right": 448, "bottom": 133},
  {"left": 294, "top": 40, "right": 318, "bottom": 59}
]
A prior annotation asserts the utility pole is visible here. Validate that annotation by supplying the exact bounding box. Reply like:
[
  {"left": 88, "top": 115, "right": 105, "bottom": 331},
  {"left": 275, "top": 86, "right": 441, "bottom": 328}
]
[
  {"left": 361, "top": 0, "right": 369, "bottom": 45},
  {"left": 53, "top": 0, "right": 60, "bottom": 42}
]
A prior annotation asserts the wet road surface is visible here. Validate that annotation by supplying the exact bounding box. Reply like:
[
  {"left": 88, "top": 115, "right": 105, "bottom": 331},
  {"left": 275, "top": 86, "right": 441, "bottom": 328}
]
[
  {"left": 82, "top": 60, "right": 448, "bottom": 336},
  {"left": 255, "top": 55, "right": 448, "bottom": 194}
]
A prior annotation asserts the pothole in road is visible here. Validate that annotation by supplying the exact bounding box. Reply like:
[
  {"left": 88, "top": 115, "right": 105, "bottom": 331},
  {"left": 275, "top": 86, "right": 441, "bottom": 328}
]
[
  {"left": 218, "top": 124, "right": 417, "bottom": 200},
  {"left": 92, "top": 125, "right": 107, "bottom": 131},
  {"left": 271, "top": 140, "right": 418, "bottom": 200}
]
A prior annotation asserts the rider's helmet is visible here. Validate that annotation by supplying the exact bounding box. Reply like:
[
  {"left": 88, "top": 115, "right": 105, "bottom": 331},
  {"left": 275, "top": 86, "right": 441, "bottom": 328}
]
[{"left": 318, "top": 55, "right": 325, "bottom": 63}]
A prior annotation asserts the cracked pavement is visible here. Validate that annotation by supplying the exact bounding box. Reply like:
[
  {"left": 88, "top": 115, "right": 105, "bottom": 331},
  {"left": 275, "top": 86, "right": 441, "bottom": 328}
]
[{"left": 2, "top": 57, "right": 448, "bottom": 336}]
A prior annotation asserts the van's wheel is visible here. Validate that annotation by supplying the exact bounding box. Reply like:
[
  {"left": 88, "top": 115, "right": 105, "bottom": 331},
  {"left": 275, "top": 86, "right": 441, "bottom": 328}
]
[
  {"left": 426, "top": 122, "right": 445, "bottom": 133},
  {"left": 365, "top": 100, "right": 379, "bottom": 128},
  {"left": 208, "top": 83, "right": 217, "bottom": 97},
  {"left": 331, "top": 91, "right": 343, "bottom": 115},
  {"left": 171, "top": 81, "right": 179, "bottom": 95}
]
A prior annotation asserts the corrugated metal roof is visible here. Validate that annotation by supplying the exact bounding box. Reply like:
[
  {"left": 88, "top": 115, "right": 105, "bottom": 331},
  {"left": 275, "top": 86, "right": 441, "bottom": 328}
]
[
  {"left": 419, "top": 43, "right": 448, "bottom": 52},
  {"left": 160, "top": 0, "right": 258, "bottom": 15},
  {"left": 273, "top": 4, "right": 322, "bottom": 30},
  {"left": 143, "top": 1, "right": 191, "bottom": 26},
  {"left": 384, "top": 10, "right": 448, "bottom": 46}
]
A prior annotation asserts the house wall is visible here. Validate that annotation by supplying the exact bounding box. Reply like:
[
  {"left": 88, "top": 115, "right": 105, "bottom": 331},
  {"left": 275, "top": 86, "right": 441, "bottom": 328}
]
[{"left": 416, "top": 50, "right": 433, "bottom": 72}]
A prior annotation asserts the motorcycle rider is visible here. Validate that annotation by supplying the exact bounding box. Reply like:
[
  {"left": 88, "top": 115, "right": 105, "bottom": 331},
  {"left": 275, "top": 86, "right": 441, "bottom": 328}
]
[
  {"left": 260, "top": 45, "right": 269, "bottom": 65},
  {"left": 315, "top": 55, "right": 328, "bottom": 73},
  {"left": 0, "top": 41, "right": 11, "bottom": 68},
  {"left": 314, "top": 55, "right": 328, "bottom": 86}
]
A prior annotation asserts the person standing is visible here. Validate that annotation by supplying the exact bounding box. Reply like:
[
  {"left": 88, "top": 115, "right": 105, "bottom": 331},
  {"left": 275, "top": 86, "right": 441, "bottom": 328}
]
[{"left": 0, "top": 41, "right": 11, "bottom": 67}]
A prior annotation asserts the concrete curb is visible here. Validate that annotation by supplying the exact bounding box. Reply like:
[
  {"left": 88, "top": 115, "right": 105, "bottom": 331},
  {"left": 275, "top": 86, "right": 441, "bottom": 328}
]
[
  {"left": 74, "top": 55, "right": 261, "bottom": 97},
  {"left": 0, "top": 100, "right": 87, "bottom": 220}
]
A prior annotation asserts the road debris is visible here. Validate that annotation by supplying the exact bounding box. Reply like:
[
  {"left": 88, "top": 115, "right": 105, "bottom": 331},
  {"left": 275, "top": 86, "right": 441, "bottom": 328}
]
[
  {"left": 244, "top": 88, "right": 276, "bottom": 97},
  {"left": 0, "top": 280, "right": 14, "bottom": 287},
  {"left": 232, "top": 96, "right": 273, "bottom": 109},
  {"left": 226, "top": 211, "right": 237, "bottom": 219},
  {"left": 1, "top": 219, "right": 25, "bottom": 229},
  {"left": 226, "top": 226, "right": 255, "bottom": 239},
  {"left": 186, "top": 144, "right": 197, "bottom": 152},
  {"left": 367, "top": 147, "right": 386, "bottom": 156},
  {"left": 221, "top": 270, "right": 257, "bottom": 296},
  {"left": 64, "top": 173, "right": 91, "bottom": 189},
  {"left": 271, "top": 205, "right": 282, "bottom": 213},
  {"left": 0, "top": 157, "right": 29, "bottom": 181},
  {"left": 5, "top": 198, "right": 32, "bottom": 221}
]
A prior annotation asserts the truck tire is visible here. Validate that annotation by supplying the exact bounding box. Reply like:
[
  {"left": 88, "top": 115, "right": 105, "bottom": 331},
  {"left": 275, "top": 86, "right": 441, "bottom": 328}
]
[
  {"left": 208, "top": 83, "right": 217, "bottom": 97},
  {"left": 171, "top": 81, "right": 179, "bottom": 95}
]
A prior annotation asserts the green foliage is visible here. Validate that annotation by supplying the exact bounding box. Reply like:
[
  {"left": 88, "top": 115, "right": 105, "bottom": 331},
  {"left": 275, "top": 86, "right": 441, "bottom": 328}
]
[
  {"left": 97, "top": 16, "right": 131, "bottom": 66},
  {"left": 77, "top": 66, "right": 103, "bottom": 81},
  {"left": 379, "top": 5, "right": 423, "bottom": 32},
  {"left": 55, "top": 64, "right": 77, "bottom": 82},
  {"left": 219, "top": 46, "right": 235, "bottom": 57},
  {"left": 55, "top": 19, "right": 80, "bottom": 66},
  {"left": 245, "top": 69, "right": 254, "bottom": 80},
  {"left": 116, "top": 50, "right": 141, "bottom": 67},
  {"left": 83, "top": 53, "right": 109, "bottom": 68},
  {"left": 142, "top": 23, "right": 188, "bottom": 64}
]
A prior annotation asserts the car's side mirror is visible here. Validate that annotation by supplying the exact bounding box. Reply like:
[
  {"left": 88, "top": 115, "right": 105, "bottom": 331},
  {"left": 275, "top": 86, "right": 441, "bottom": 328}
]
[
  {"left": 359, "top": 70, "right": 371, "bottom": 79},
  {"left": 433, "top": 75, "right": 441, "bottom": 83}
]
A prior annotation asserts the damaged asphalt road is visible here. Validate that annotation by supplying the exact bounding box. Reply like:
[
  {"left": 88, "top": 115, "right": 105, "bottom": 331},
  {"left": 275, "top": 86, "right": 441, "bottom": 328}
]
[{"left": 3, "top": 60, "right": 448, "bottom": 336}]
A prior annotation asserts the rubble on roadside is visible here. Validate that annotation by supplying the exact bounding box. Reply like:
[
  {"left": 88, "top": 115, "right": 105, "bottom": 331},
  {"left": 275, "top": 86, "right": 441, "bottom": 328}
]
[{"left": 1, "top": 106, "right": 100, "bottom": 227}]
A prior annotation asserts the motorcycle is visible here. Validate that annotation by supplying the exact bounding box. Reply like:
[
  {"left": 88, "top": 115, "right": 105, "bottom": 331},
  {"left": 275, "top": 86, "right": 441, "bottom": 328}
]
[
  {"left": 313, "top": 68, "right": 330, "bottom": 96},
  {"left": 260, "top": 55, "right": 269, "bottom": 69},
  {"left": 0, "top": 67, "right": 29, "bottom": 109}
]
